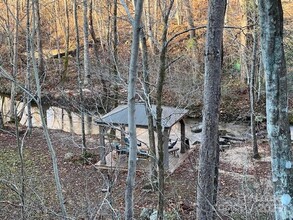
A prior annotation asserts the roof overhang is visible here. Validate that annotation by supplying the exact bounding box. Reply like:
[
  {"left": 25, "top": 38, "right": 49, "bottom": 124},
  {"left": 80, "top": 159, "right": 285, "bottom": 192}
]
[{"left": 95, "top": 103, "right": 188, "bottom": 129}]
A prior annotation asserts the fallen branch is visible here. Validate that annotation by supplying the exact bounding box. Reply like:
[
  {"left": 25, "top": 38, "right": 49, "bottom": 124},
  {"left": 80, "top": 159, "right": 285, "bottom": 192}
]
[
  {"left": 0, "top": 200, "right": 22, "bottom": 208},
  {"left": 221, "top": 135, "right": 246, "bottom": 142}
]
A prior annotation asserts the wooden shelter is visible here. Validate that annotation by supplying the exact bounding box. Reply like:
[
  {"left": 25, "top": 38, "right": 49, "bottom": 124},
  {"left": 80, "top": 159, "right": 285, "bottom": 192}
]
[{"left": 95, "top": 103, "right": 189, "bottom": 170}]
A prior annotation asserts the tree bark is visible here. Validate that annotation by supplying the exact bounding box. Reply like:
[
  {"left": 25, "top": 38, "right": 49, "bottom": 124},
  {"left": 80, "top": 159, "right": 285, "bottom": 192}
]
[
  {"left": 113, "top": 0, "right": 119, "bottom": 108},
  {"left": 258, "top": 0, "right": 293, "bottom": 218},
  {"left": 156, "top": 1, "right": 174, "bottom": 219},
  {"left": 83, "top": 0, "right": 90, "bottom": 86},
  {"left": 25, "top": 0, "right": 32, "bottom": 132},
  {"left": 10, "top": 0, "right": 19, "bottom": 122},
  {"left": 124, "top": 0, "right": 143, "bottom": 219},
  {"left": 89, "top": 0, "right": 109, "bottom": 108},
  {"left": 139, "top": 29, "right": 157, "bottom": 181},
  {"left": 183, "top": 0, "right": 196, "bottom": 39},
  {"left": 175, "top": 0, "right": 183, "bottom": 25},
  {"left": 196, "top": 0, "right": 226, "bottom": 219},
  {"left": 239, "top": 0, "right": 249, "bottom": 84},
  {"left": 60, "top": 0, "right": 70, "bottom": 84},
  {"left": 249, "top": 2, "right": 259, "bottom": 159},
  {"left": 0, "top": 111, "right": 4, "bottom": 129},
  {"left": 74, "top": 0, "right": 87, "bottom": 152},
  {"left": 35, "top": 0, "right": 44, "bottom": 82},
  {"left": 32, "top": 1, "right": 67, "bottom": 218}
]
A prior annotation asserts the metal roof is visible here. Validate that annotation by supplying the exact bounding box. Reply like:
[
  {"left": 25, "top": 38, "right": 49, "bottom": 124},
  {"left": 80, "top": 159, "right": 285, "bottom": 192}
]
[{"left": 95, "top": 103, "right": 188, "bottom": 128}]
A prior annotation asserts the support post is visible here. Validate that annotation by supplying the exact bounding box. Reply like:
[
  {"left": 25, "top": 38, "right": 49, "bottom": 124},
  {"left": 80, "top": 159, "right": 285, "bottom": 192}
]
[{"left": 180, "top": 119, "right": 188, "bottom": 153}]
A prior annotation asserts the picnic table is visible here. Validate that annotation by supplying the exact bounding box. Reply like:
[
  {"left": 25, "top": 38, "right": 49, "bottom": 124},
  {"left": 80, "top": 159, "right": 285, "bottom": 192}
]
[{"left": 168, "top": 147, "right": 179, "bottom": 157}]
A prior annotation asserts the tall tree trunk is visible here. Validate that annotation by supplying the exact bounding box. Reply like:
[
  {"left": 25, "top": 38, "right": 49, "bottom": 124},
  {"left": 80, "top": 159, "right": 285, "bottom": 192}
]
[
  {"left": 239, "top": 0, "right": 249, "bottom": 84},
  {"left": 60, "top": 0, "right": 70, "bottom": 84},
  {"left": 31, "top": 1, "right": 67, "bottom": 217},
  {"left": 10, "top": 0, "right": 19, "bottom": 122},
  {"left": 74, "top": 0, "right": 87, "bottom": 152},
  {"left": 183, "top": 0, "right": 195, "bottom": 39},
  {"left": 89, "top": 0, "right": 108, "bottom": 107},
  {"left": 124, "top": 0, "right": 143, "bottom": 219},
  {"left": 257, "top": 55, "right": 264, "bottom": 102},
  {"left": 83, "top": 0, "right": 90, "bottom": 86},
  {"left": 249, "top": 2, "right": 259, "bottom": 159},
  {"left": 0, "top": 111, "right": 4, "bottom": 129},
  {"left": 54, "top": 1, "right": 62, "bottom": 77},
  {"left": 156, "top": 2, "right": 174, "bottom": 219},
  {"left": 183, "top": 0, "right": 200, "bottom": 78},
  {"left": 175, "top": 0, "right": 183, "bottom": 25},
  {"left": 26, "top": 0, "right": 32, "bottom": 133},
  {"left": 258, "top": 0, "right": 293, "bottom": 218},
  {"left": 35, "top": 0, "right": 44, "bottom": 82},
  {"left": 143, "top": 0, "right": 156, "bottom": 53},
  {"left": 14, "top": 100, "right": 25, "bottom": 220},
  {"left": 113, "top": 0, "right": 119, "bottom": 108},
  {"left": 3, "top": 1, "right": 11, "bottom": 61},
  {"left": 196, "top": 0, "right": 226, "bottom": 219},
  {"left": 139, "top": 29, "right": 157, "bottom": 181}
]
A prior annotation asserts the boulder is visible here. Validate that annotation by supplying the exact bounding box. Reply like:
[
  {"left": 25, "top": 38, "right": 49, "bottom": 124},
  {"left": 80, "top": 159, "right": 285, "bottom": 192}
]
[
  {"left": 140, "top": 208, "right": 154, "bottom": 220},
  {"left": 150, "top": 210, "right": 176, "bottom": 220},
  {"left": 191, "top": 124, "right": 202, "bottom": 133},
  {"left": 64, "top": 152, "right": 74, "bottom": 161}
]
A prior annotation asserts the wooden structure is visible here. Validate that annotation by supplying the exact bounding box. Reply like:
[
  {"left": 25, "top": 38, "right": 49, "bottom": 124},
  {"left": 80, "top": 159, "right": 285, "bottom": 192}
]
[{"left": 95, "top": 103, "right": 189, "bottom": 170}]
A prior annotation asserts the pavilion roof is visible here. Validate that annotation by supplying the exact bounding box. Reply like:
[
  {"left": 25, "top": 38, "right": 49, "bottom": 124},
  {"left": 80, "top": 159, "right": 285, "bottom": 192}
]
[{"left": 95, "top": 103, "right": 188, "bottom": 128}]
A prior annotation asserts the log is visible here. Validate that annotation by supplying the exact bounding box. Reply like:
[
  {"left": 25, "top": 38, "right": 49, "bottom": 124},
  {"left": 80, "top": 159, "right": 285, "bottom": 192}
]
[{"left": 221, "top": 135, "right": 246, "bottom": 142}]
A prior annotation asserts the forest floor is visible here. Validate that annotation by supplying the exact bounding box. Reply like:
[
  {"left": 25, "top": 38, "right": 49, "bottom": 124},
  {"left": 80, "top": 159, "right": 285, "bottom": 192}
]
[
  {"left": 0, "top": 2, "right": 292, "bottom": 218},
  {"left": 0, "top": 113, "right": 276, "bottom": 219},
  {"left": 0, "top": 47, "right": 292, "bottom": 220}
]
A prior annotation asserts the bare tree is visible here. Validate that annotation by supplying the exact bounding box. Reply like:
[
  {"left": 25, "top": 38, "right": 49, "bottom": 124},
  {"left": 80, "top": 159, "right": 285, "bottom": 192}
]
[
  {"left": 83, "top": 0, "right": 90, "bottom": 86},
  {"left": 175, "top": 0, "right": 183, "bottom": 25},
  {"left": 14, "top": 101, "right": 25, "bottom": 220},
  {"left": 239, "top": 0, "right": 249, "bottom": 84},
  {"left": 258, "top": 0, "right": 293, "bottom": 218},
  {"left": 0, "top": 111, "right": 4, "bottom": 129},
  {"left": 183, "top": 0, "right": 195, "bottom": 40},
  {"left": 249, "top": 0, "right": 259, "bottom": 159},
  {"left": 34, "top": 0, "right": 44, "bottom": 82},
  {"left": 139, "top": 29, "right": 157, "bottom": 181},
  {"left": 89, "top": 0, "right": 108, "bottom": 106},
  {"left": 60, "top": 0, "right": 70, "bottom": 84},
  {"left": 124, "top": 0, "right": 143, "bottom": 219},
  {"left": 196, "top": 0, "right": 227, "bottom": 219},
  {"left": 25, "top": 0, "right": 32, "bottom": 132},
  {"left": 112, "top": 0, "right": 119, "bottom": 108},
  {"left": 74, "top": 0, "right": 87, "bottom": 153},
  {"left": 31, "top": 1, "right": 67, "bottom": 218},
  {"left": 155, "top": 1, "right": 175, "bottom": 219},
  {"left": 10, "top": 0, "right": 19, "bottom": 122},
  {"left": 143, "top": 0, "right": 157, "bottom": 53}
]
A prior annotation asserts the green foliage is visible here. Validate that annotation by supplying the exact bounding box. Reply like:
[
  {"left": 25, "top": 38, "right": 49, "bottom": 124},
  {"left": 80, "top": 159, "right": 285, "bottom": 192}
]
[
  {"left": 234, "top": 61, "right": 241, "bottom": 72},
  {"left": 186, "top": 38, "right": 196, "bottom": 50},
  {"left": 82, "top": 151, "right": 94, "bottom": 159}
]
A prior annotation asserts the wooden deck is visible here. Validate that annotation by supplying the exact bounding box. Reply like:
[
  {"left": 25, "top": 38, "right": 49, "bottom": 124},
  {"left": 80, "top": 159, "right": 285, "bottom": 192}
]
[{"left": 95, "top": 143, "right": 197, "bottom": 174}]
